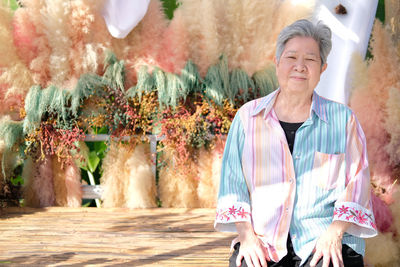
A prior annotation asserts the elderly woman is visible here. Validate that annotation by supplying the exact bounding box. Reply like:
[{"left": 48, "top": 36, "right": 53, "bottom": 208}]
[{"left": 215, "top": 19, "right": 377, "bottom": 267}]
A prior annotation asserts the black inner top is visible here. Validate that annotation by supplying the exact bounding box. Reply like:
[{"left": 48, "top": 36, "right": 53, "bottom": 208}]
[{"left": 279, "top": 121, "right": 304, "bottom": 154}]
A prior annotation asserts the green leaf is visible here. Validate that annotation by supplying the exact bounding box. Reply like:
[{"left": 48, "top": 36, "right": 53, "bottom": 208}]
[
  {"left": 94, "top": 142, "right": 107, "bottom": 158},
  {"left": 87, "top": 151, "right": 100, "bottom": 173},
  {"left": 11, "top": 175, "right": 23, "bottom": 186}
]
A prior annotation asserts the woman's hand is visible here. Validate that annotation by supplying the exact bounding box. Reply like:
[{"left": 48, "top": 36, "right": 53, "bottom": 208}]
[
  {"left": 310, "top": 221, "right": 351, "bottom": 267},
  {"left": 235, "top": 222, "right": 270, "bottom": 267}
]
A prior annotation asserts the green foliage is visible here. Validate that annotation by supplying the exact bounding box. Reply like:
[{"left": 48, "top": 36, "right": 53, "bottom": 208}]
[
  {"left": 165, "top": 72, "right": 187, "bottom": 107},
  {"left": 0, "top": 119, "right": 23, "bottom": 150},
  {"left": 103, "top": 52, "right": 126, "bottom": 91},
  {"left": 2, "top": 0, "right": 19, "bottom": 10},
  {"left": 230, "top": 69, "right": 254, "bottom": 103},
  {"left": 180, "top": 60, "right": 202, "bottom": 93},
  {"left": 376, "top": 0, "right": 385, "bottom": 24},
  {"left": 48, "top": 86, "right": 69, "bottom": 123},
  {"left": 252, "top": 65, "right": 279, "bottom": 97},
  {"left": 161, "top": 0, "right": 180, "bottom": 20},
  {"left": 11, "top": 175, "right": 23, "bottom": 186},
  {"left": 71, "top": 73, "right": 105, "bottom": 116},
  {"left": 204, "top": 55, "right": 233, "bottom": 105},
  {"left": 127, "top": 65, "right": 155, "bottom": 101},
  {"left": 23, "top": 85, "right": 42, "bottom": 134},
  {"left": 154, "top": 67, "right": 168, "bottom": 107}
]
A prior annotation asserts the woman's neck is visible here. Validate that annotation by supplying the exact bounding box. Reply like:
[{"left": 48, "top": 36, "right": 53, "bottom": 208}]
[{"left": 274, "top": 90, "right": 312, "bottom": 123}]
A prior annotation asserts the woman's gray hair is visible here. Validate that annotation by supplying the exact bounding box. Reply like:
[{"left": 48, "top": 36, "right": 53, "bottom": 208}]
[{"left": 275, "top": 19, "right": 332, "bottom": 67}]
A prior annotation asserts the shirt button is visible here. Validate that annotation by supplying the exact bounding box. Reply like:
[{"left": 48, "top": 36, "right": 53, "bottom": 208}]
[
  {"left": 295, "top": 154, "right": 300, "bottom": 159},
  {"left": 289, "top": 179, "right": 293, "bottom": 183},
  {"left": 285, "top": 207, "right": 289, "bottom": 211},
  {"left": 292, "top": 234, "right": 297, "bottom": 239}
]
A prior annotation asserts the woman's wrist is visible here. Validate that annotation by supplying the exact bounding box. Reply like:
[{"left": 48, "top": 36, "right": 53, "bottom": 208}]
[
  {"left": 235, "top": 221, "right": 256, "bottom": 241},
  {"left": 329, "top": 220, "right": 351, "bottom": 237}
]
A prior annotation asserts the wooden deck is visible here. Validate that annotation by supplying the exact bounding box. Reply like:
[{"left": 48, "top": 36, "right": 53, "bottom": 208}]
[{"left": 0, "top": 207, "right": 235, "bottom": 266}]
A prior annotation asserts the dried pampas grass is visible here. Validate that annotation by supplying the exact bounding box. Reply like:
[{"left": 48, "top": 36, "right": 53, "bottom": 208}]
[
  {"left": 124, "top": 143, "right": 157, "bottom": 208},
  {"left": 365, "top": 186, "right": 400, "bottom": 266},
  {"left": 68, "top": 0, "right": 108, "bottom": 80},
  {"left": 100, "top": 142, "right": 128, "bottom": 207},
  {"left": 52, "top": 155, "right": 68, "bottom": 206},
  {"left": 365, "top": 232, "right": 400, "bottom": 267},
  {"left": 222, "top": 0, "right": 314, "bottom": 75},
  {"left": 158, "top": 149, "right": 199, "bottom": 208},
  {"left": 197, "top": 147, "right": 223, "bottom": 208},
  {"left": 41, "top": 0, "right": 72, "bottom": 87},
  {"left": 101, "top": 142, "right": 156, "bottom": 208},
  {"left": 385, "top": 0, "right": 400, "bottom": 47},
  {"left": 178, "top": 0, "right": 223, "bottom": 76}
]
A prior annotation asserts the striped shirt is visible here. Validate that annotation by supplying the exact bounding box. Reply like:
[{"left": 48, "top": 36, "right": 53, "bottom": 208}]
[{"left": 214, "top": 89, "right": 377, "bottom": 265}]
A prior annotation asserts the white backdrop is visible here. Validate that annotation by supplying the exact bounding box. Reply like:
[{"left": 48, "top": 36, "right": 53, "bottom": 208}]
[{"left": 312, "top": 0, "right": 378, "bottom": 104}]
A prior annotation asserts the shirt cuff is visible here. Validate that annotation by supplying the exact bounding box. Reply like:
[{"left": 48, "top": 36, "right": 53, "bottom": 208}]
[
  {"left": 333, "top": 201, "right": 378, "bottom": 238},
  {"left": 214, "top": 202, "right": 251, "bottom": 232}
]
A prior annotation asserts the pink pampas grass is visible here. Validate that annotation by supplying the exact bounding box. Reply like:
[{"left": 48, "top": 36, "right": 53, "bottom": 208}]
[
  {"left": 157, "top": 11, "right": 189, "bottom": 74},
  {"left": 0, "top": 4, "right": 34, "bottom": 96},
  {"left": 385, "top": 86, "right": 400, "bottom": 166},
  {"left": 52, "top": 157, "right": 82, "bottom": 207},
  {"left": 122, "top": 0, "right": 168, "bottom": 86},
  {"left": 371, "top": 192, "right": 394, "bottom": 233},
  {"left": 17, "top": 0, "right": 52, "bottom": 87},
  {"left": 23, "top": 155, "right": 55, "bottom": 207},
  {"left": 12, "top": 8, "right": 38, "bottom": 66},
  {"left": 64, "top": 159, "right": 82, "bottom": 207},
  {"left": 350, "top": 21, "right": 400, "bottom": 194}
]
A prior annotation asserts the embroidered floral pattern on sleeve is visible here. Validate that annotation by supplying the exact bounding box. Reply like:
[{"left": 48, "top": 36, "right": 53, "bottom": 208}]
[
  {"left": 216, "top": 205, "right": 250, "bottom": 222},
  {"left": 334, "top": 204, "right": 377, "bottom": 230}
]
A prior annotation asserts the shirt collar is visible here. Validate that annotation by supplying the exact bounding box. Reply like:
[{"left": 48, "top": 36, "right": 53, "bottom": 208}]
[{"left": 251, "top": 89, "right": 329, "bottom": 123}]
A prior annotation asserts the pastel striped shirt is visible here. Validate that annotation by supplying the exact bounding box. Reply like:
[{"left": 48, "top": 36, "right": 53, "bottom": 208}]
[{"left": 214, "top": 89, "right": 377, "bottom": 265}]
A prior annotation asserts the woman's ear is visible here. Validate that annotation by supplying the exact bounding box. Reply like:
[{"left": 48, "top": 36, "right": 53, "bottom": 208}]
[{"left": 321, "top": 63, "right": 327, "bottom": 73}]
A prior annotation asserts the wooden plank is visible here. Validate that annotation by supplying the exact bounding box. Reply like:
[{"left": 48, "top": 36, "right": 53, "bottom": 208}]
[{"left": 0, "top": 208, "right": 235, "bottom": 266}]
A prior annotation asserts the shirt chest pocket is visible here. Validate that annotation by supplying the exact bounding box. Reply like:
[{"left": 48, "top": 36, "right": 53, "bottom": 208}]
[{"left": 312, "top": 151, "right": 345, "bottom": 190}]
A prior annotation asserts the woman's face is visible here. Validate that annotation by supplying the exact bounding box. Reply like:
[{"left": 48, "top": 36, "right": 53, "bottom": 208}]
[{"left": 275, "top": 36, "right": 327, "bottom": 95}]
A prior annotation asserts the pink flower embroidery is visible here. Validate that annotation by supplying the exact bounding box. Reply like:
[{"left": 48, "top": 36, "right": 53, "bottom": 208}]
[
  {"left": 334, "top": 205, "right": 375, "bottom": 229},
  {"left": 237, "top": 208, "right": 249, "bottom": 219},
  {"left": 229, "top": 205, "right": 238, "bottom": 215},
  {"left": 216, "top": 205, "right": 250, "bottom": 222},
  {"left": 357, "top": 213, "right": 368, "bottom": 225},
  {"left": 338, "top": 205, "right": 349, "bottom": 215}
]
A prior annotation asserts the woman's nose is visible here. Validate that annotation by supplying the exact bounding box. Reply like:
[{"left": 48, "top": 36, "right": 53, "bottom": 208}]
[{"left": 294, "top": 60, "right": 306, "bottom": 72}]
